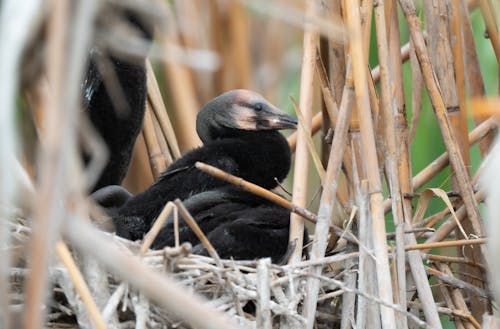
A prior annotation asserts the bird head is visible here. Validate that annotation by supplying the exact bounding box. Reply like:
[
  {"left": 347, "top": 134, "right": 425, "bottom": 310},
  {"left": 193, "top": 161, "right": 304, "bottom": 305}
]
[{"left": 197, "top": 89, "right": 297, "bottom": 143}]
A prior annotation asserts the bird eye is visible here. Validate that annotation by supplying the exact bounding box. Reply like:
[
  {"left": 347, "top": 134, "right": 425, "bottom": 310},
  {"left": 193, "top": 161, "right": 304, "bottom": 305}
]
[{"left": 254, "top": 103, "right": 263, "bottom": 112}]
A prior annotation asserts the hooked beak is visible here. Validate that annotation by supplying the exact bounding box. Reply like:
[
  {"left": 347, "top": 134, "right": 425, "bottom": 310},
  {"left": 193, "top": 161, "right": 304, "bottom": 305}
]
[
  {"left": 265, "top": 113, "right": 298, "bottom": 130},
  {"left": 232, "top": 102, "right": 297, "bottom": 131},
  {"left": 255, "top": 105, "right": 297, "bottom": 130}
]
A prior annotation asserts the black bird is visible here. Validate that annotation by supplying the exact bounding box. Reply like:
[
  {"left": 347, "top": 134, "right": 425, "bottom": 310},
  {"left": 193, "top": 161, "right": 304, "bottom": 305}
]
[
  {"left": 150, "top": 186, "right": 307, "bottom": 263},
  {"left": 84, "top": 12, "right": 153, "bottom": 192},
  {"left": 90, "top": 185, "right": 133, "bottom": 213},
  {"left": 113, "top": 89, "right": 297, "bottom": 237}
]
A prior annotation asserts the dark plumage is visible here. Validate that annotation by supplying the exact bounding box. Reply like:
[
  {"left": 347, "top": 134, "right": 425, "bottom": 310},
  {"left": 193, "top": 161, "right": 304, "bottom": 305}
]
[
  {"left": 193, "top": 207, "right": 295, "bottom": 263},
  {"left": 98, "top": 89, "right": 303, "bottom": 262},
  {"left": 115, "top": 90, "right": 297, "bottom": 231},
  {"left": 90, "top": 185, "right": 132, "bottom": 211},
  {"left": 84, "top": 13, "right": 153, "bottom": 192},
  {"left": 151, "top": 186, "right": 307, "bottom": 263},
  {"left": 85, "top": 58, "right": 147, "bottom": 192}
]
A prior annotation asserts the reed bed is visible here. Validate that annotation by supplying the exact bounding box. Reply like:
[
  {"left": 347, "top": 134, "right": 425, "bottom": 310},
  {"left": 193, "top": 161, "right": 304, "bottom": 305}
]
[{"left": 2, "top": 0, "right": 500, "bottom": 328}]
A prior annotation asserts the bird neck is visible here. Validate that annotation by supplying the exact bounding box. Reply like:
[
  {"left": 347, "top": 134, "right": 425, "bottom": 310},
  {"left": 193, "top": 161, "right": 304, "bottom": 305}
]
[{"left": 218, "top": 130, "right": 292, "bottom": 188}]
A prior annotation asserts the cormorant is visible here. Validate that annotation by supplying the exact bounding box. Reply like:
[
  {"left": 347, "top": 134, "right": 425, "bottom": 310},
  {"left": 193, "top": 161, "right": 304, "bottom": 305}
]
[
  {"left": 84, "top": 12, "right": 153, "bottom": 192},
  {"left": 113, "top": 90, "right": 297, "bottom": 237},
  {"left": 150, "top": 186, "right": 307, "bottom": 263}
]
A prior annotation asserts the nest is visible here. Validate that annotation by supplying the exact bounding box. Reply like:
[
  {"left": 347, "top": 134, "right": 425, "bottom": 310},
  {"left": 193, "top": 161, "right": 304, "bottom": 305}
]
[{"left": 7, "top": 209, "right": 360, "bottom": 329}]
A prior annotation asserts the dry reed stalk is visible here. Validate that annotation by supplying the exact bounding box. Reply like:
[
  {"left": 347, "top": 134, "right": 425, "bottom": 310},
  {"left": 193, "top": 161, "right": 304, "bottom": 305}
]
[
  {"left": 385, "top": 1, "right": 442, "bottom": 326},
  {"left": 55, "top": 241, "right": 107, "bottom": 329},
  {"left": 386, "top": 1, "right": 441, "bottom": 326},
  {"left": 460, "top": 0, "right": 495, "bottom": 155},
  {"left": 338, "top": 0, "right": 374, "bottom": 252},
  {"left": 288, "top": 0, "right": 318, "bottom": 264},
  {"left": 425, "top": 1, "right": 473, "bottom": 298},
  {"left": 23, "top": 1, "right": 69, "bottom": 328},
  {"left": 194, "top": 162, "right": 360, "bottom": 244},
  {"left": 0, "top": 1, "right": 43, "bottom": 327},
  {"left": 359, "top": 0, "right": 373, "bottom": 59},
  {"left": 316, "top": 54, "right": 339, "bottom": 124},
  {"left": 142, "top": 104, "right": 167, "bottom": 178},
  {"left": 411, "top": 302, "right": 481, "bottom": 329},
  {"left": 173, "top": 1, "right": 211, "bottom": 102},
  {"left": 435, "top": 281, "right": 468, "bottom": 329},
  {"left": 410, "top": 117, "right": 496, "bottom": 194},
  {"left": 319, "top": 36, "right": 331, "bottom": 175},
  {"left": 256, "top": 258, "right": 272, "bottom": 329},
  {"left": 423, "top": 0, "right": 469, "bottom": 165},
  {"left": 427, "top": 265, "right": 487, "bottom": 300},
  {"left": 387, "top": 0, "right": 412, "bottom": 224},
  {"left": 345, "top": 0, "right": 372, "bottom": 195},
  {"left": 319, "top": 39, "right": 330, "bottom": 171},
  {"left": 63, "top": 215, "right": 237, "bottom": 329},
  {"left": 193, "top": 162, "right": 315, "bottom": 220},
  {"left": 227, "top": 1, "right": 252, "bottom": 89},
  {"left": 408, "top": 37, "right": 424, "bottom": 144},
  {"left": 420, "top": 136, "right": 488, "bottom": 233},
  {"left": 399, "top": 1, "right": 487, "bottom": 267},
  {"left": 289, "top": 40, "right": 413, "bottom": 154},
  {"left": 291, "top": 97, "right": 325, "bottom": 180},
  {"left": 373, "top": 3, "right": 411, "bottom": 327},
  {"left": 405, "top": 238, "right": 487, "bottom": 251},
  {"left": 309, "top": 274, "right": 432, "bottom": 328},
  {"left": 421, "top": 7, "right": 478, "bottom": 304},
  {"left": 174, "top": 199, "right": 222, "bottom": 265},
  {"left": 152, "top": 109, "right": 172, "bottom": 165},
  {"left": 207, "top": 0, "right": 225, "bottom": 96},
  {"left": 24, "top": 0, "right": 100, "bottom": 325},
  {"left": 483, "top": 314, "right": 500, "bottom": 328},
  {"left": 173, "top": 199, "right": 247, "bottom": 316},
  {"left": 140, "top": 202, "right": 175, "bottom": 255},
  {"left": 27, "top": 21, "right": 96, "bottom": 329},
  {"left": 315, "top": 52, "right": 355, "bottom": 254},
  {"left": 478, "top": 0, "right": 500, "bottom": 62},
  {"left": 424, "top": 190, "right": 486, "bottom": 246},
  {"left": 327, "top": 0, "right": 346, "bottom": 105},
  {"left": 316, "top": 54, "right": 355, "bottom": 185},
  {"left": 423, "top": 254, "right": 487, "bottom": 270},
  {"left": 450, "top": 0, "right": 468, "bottom": 148},
  {"left": 146, "top": 60, "right": 181, "bottom": 159},
  {"left": 354, "top": 171, "right": 381, "bottom": 329},
  {"left": 450, "top": 0, "right": 489, "bottom": 317},
  {"left": 287, "top": 112, "right": 322, "bottom": 152},
  {"left": 316, "top": 10, "right": 363, "bottom": 320},
  {"left": 173, "top": 205, "right": 180, "bottom": 247},
  {"left": 344, "top": 1, "right": 398, "bottom": 328},
  {"left": 340, "top": 249, "right": 356, "bottom": 329},
  {"left": 160, "top": 4, "right": 201, "bottom": 152},
  {"left": 435, "top": 264, "right": 479, "bottom": 329},
  {"left": 371, "top": 42, "right": 411, "bottom": 82},
  {"left": 302, "top": 54, "right": 357, "bottom": 328},
  {"left": 282, "top": 251, "right": 358, "bottom": 269},
  {"left": 239, "top": 0, "right": 345, "bottom": 43},
  {"left": 405, "top": 238, "right": 450, "bottom": 328},
  {"left": 25, "top": 79, "right": 49, "bottom": 143},
  {"left": 216, "top": 7, "right": 235, "bottom": 93},
  {"left": 123, "top": 134, "right": 155, "bottom": 192},
  {"left": 80, "top": 249, "right": 120, "bottom": 329}
]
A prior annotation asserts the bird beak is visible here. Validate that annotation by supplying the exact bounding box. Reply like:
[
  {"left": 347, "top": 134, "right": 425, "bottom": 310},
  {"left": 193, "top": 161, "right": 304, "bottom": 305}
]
[
  {"left": 267, "top": 113, "right": 298, "bottom": 130},
  {"left": 232, "top": 103, "right": 297, "bottom": 131},
  {"left": 258, "top": 105, "right": 297, "bottom": 130}
]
